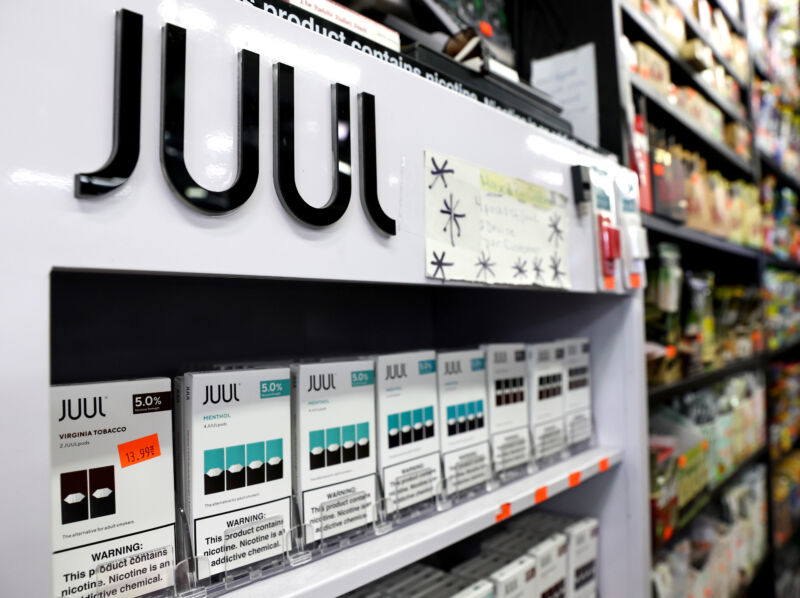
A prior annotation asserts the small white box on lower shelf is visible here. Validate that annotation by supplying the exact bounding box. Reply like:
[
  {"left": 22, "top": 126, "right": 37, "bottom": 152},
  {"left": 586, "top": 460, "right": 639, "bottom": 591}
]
[
  {"left": 293, "top": 359, "right": 377, "bottom": 542},
  {"left": 565, "top": 518, "right": 598, "bottom": 598},
  {"left": 490, "top": 553, "right": 539, "bottom": 598},
  {"left": 50, "top": 378, "right": 175, "bottom": 598},
  {"left": 528, "top": 533, "right": 568, "bottom": 598}
]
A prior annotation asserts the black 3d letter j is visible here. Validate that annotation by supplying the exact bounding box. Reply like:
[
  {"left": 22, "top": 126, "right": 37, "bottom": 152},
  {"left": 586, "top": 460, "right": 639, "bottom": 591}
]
[{"left": 74, "top": 9, "right": 142, "bottom": 198}]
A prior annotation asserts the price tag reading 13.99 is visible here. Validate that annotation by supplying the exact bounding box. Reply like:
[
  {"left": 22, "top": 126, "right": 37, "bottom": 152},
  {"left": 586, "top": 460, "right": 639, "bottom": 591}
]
[{"left": 118, "top": 433, "right": 161, "bottom": 468}]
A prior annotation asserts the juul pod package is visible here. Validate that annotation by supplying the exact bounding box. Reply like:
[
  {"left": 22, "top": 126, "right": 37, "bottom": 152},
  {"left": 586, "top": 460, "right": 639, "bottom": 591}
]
[
  {"left": 375, "top": 350, "right": 442, "bottom": 512},
  {"left": 527, "top": 342, "right": 568, "bottom": 464},
  {"left": 482, "top": 343, "right": 531, "bottom": 472},
  {"left": 293, "top": 359, "right": 377, "bottom": 542},
  {"left": 563, "top": 338, "right": 594, "bottom": 452},
  {"left": 51, "top": 378, "right": 175, "bottom": 598},
  {"left": 436, "top": 349, "right": 492, "bottom": 493},
  {"left": 176, "top": 367, "right": 292, "bottom": 577}
]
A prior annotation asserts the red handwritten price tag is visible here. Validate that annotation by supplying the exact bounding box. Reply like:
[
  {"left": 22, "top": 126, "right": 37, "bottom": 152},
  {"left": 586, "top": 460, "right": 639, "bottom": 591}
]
[{"left": 118, "top": 434, "right": 161, "bottom": 468}]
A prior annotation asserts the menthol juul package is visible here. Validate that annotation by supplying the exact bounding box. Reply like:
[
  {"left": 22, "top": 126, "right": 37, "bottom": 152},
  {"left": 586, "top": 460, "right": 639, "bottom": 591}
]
[
  {"left": 375, "top": 350, "right": 442, "bottom": 512},
  {"left": 563, "top": 338, "right": 593, "bottom": 451},
  {"left": 436, "top": 349, "right": 491, "bottom": 493},
  {"left": 482, "top": 343, "right": 531, "bottom": 472},
  {"left": 177, "top": 367, "right": 292, "bottom": 577},
  {"left": 51, "top": 378, "right": 175, "bottom": 598},
  {"left": 293, "top": 359, "right": 377, "bottom": 542},
  {"left": 527, "top": 342, "right": 567, "bottom": 463}
]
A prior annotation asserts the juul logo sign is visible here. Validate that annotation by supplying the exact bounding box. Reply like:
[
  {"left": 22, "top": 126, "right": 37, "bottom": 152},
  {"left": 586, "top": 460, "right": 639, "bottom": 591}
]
[
  {"left": 58, "top": 397, "right": 107, "bottom": 421},
  {"left": 384, "top": 363, "right": 407, "bottom": 380},
  {"left": 202, "top": 384, "right": 240, "bottom": 405},
  {"left": 75, "top": 9, "right": 395, "bottom": 235},
  {"left": 443, "top": 361, "right": 462, "bottom": 375},
  {"left": 307, "top": 373, "right": 336, "bottom": 392}
]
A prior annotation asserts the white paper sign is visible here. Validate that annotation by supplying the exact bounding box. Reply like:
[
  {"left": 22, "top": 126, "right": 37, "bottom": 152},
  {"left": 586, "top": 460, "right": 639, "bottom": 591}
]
[
  {"left": 425, "top": 151, "right": 570, "bottom": 288},
  {"left": 532, "top": 43, "right": 599, "bottom": 147}
]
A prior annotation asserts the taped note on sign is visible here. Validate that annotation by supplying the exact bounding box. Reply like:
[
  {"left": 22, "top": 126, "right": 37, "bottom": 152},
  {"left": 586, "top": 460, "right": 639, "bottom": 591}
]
[{"left": 424, "top": 151, "right": 570, "bottom": 288}]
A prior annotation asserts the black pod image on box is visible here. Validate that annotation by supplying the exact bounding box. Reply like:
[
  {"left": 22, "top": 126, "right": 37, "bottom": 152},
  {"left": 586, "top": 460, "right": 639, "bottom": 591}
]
[
  {"left": 60, "top": 470, "right": 88, "bottom": 524},
  {"left": 61, "top": 466, "right": 116, "bottom": 524}
]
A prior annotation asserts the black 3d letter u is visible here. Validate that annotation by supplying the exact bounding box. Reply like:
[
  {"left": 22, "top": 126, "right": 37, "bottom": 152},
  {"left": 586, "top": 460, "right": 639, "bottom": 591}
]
[
  {"left": 161, "top": 24, "right": 259, "bottom": 213},
  {"left": 273, "top": 62, "right": 351, "bottom": 227},
  {"left": 74, "top": 9, "right": 142, "bottom": 198}
]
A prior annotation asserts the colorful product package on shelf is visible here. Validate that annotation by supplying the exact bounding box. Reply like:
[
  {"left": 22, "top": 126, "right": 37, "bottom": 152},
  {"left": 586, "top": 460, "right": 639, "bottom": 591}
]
[
  {"left": 375, "top": 350, "right": 442, "bottom": 513},
  {"left": 482, "top": 343, "right": 532, "bottom": 473},
  {"left": 650, "top": 435, "right": 678, "bottom": 547},
  {"left": 293, "top": 359, "right": 377, "bottom": 542},
  {"left": 564, "top": 338, "right": 594, "bottom": 452},
  {"left": 436, "top": 349, "right": 492, "bottom": 493},
  {"left": 526, "top": 341, "right": 568, "bottom": 465},
  {"left": 588, "top": 166, "right": 623, "bottom": 291},
  {"left": 176, "top": 367, "right": 292, "bottom": 577},
  {"left": 614, "top": 167, "right": 649, "bottom": 290},
  {"left": 650, "top": 407, "right": 708, "bottom": 508},
  {"left": 50, "top": 378, "right": 176, "bottom": 598},
  {"left": 645, "top": 243, "right": 683, "bottom": 385}
]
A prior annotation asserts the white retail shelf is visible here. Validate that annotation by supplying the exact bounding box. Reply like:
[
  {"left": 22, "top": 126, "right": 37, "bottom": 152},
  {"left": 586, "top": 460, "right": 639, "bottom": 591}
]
[{"left": 224, "top": 447, "right": 622, "bottom": 598}]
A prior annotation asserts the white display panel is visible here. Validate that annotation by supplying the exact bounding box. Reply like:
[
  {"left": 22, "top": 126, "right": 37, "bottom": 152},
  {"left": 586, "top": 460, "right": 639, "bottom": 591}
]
[{"left": 0, "top": 1, "right": 647, "bottom": 597}]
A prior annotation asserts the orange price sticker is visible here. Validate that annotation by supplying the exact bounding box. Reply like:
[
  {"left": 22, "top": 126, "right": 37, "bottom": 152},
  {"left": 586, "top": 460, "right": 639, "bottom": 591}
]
[
  {"left": 663, "top": 525, "right": 673, "bottom": 541},
  {"left": 604, "top": 276, "right": 615, "bottom": 290},
  {"left": 118, "top": 433, "right": 161, "bottom": 468},
  {"left": 495, "top": 502, "right": 511, "bottom": 523},
  {"left": 701, "top": 439, "right": 709, "bottom": 451},
  {"left": 568, "top": 472, "right": 581, "bottom": 487},
  {"left": 665, "top": 345, "right": 677, "bottom": 359},
  {"left": 598, "top": 458, "right": 610, "bottom": 472},
  {"left": 534, "top": 486, "right": 548, "bottom": 504},
  {"left": 678, "top": 454, "right": 687, "bottom": 468},
  {"left": 630, "top": 273, "right": 641, "bottom": 289}
]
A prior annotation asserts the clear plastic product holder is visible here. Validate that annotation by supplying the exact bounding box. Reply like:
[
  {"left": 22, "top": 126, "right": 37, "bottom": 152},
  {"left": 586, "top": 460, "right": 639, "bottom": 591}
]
[
  {"left": 222, "top": 513, "right": 287, "bottom": 590},
  {"left": 285, "top": 522, "right": 315, "bottom": 567},
  {"left": 174, "top": 555, "right": 210, "bottom": 598},
  {"left": 319, "top": 490, "right": 373, "bottom": 553},
  {"left": 388, "top": 465, "right": 440, "bottom": 521}
]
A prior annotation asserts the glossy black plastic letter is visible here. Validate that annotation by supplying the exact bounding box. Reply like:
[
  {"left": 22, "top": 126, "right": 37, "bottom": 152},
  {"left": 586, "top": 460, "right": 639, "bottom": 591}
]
[
  {"left": 358, "top": 93, "right": 396, "bottom": 236},
  {"left": 161, "top": 24, "right": 259, "bottom": 213},
  {"left": 273, "top": 62, "right": 351, "bottom": 227},
  {"left": 74, "top": 10, "right": 142, "bottom": 198}
]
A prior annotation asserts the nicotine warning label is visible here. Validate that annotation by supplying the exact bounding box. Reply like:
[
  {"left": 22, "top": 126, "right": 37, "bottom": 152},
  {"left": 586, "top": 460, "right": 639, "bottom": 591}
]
[
  {"left": 302, "top": 474, "right": 376, "bottom": 542},
  {"left": 382, "top": 452, "right": 440, "bottom": 512},
  {"left": 491, "top": 428, "right": 530, "bottom": 471},
  {"left": 194, "top": 498, "right": 290, "bottom": 577},
  {"left": 443, "top": 443, "right": 491, "bottom": 493},
  {"left": 53, "top": 526, "right": 174, "bottom": 598}
]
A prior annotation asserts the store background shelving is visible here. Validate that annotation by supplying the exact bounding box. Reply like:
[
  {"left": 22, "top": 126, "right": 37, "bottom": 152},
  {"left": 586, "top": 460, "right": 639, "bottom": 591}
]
[{"left": 518, "top": 0, "right": 800, "bottom": 595}]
